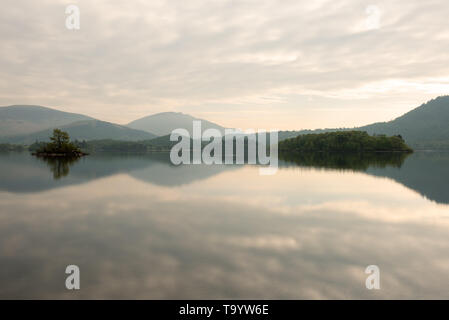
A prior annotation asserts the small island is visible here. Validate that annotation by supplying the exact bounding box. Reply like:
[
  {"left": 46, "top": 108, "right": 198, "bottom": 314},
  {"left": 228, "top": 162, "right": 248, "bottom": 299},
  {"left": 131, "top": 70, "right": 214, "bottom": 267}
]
[
  {"left": 32, "top": 129, "right": 88, "bottom": 158},
  {"left": 279, "top": 131, "right": 413, "bottom": 153}
]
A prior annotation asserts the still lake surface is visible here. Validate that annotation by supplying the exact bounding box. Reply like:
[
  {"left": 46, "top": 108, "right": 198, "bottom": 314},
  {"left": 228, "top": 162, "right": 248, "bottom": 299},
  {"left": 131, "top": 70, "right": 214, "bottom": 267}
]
[{"left": 0, "top": 151, "right": 448, "bottom": 299}]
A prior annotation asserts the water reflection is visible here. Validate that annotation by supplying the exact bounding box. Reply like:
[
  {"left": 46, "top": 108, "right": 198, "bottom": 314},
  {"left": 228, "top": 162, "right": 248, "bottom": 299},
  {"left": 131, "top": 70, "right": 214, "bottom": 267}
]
[
  {"left": 279, "top": 152, "right": 409, "bottom": 171},
  {"left": 36, "top": 156, "right": 80, "bottom": 179},
  {"left": 0, "top": 153, "right": 239, "bottom": 192},
  {"left": 0, "top": 151, "right": 447, "bottom": 204},
  {"left": 367, "top": 152, "right": 449, "bottom": 204},
  {"left": 0, "top": 152, "right": 448, "bottom": 299}
]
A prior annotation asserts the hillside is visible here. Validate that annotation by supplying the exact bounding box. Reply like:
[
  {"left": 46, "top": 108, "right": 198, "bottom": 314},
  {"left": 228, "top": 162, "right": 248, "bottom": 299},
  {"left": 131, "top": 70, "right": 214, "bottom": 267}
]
[
  {"left": 359, "top": 96, "right": 449, "bottom": 149},
  {"left": 127, "top": 112, "right": 226, "bottom": 136},
  {"left": 0, "top": 105, "right": 94, "bottom": 137},
  {"left": 4, "top": 120, "right": 157, "bottom": 144},
  {"left": 2, "top": 97, "right": 448, "bottom": 149},
  {"left": 278, "top": 96, "right": 449, "bottom": 149}
]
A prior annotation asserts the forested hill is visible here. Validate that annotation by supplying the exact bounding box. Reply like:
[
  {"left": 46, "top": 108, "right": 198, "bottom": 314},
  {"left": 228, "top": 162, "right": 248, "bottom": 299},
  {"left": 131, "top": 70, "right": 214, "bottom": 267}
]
[
  {"left": 359, "top": 96, "right": 449, "bottom": 149},
  {"left": 278, "top": 96, "right": 449, "bottom": 149},
  {"left": 279, "top": 131, "right": 413, "bottom": 153}
]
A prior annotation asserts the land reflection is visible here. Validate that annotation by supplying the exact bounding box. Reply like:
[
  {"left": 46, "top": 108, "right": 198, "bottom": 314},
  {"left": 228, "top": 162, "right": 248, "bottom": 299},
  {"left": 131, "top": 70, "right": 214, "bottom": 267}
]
[
  {"left": 0, "top": 151, "right": 448, "bottom": 204},
  {"left": 0, "top": 151, "right": 449, "bottom": 299},
  {"left": 36, "top": 156, "right": 80, "bottom": 179},
  {"left": 0, "top": 153, "right": 448, "bottom": 299},
  {"left": 279, "top": 152, "right": 410, "bottom": 171}
]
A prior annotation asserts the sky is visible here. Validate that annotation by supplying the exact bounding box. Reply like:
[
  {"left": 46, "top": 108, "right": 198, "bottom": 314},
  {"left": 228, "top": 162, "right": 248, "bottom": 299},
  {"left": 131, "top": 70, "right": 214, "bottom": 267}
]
[{"left": 1, "top": 0, "right": 449, "bottom": 130}]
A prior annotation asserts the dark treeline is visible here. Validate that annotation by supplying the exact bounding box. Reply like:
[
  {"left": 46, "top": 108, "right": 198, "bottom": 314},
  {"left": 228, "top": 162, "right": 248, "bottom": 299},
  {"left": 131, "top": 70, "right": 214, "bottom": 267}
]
[
  {"left": 21, "top": 130, "right": 414, "bottom": 155},
  {"left": 279, "top": 131, "right": 413, "bottom": 153},
  {"left": 29, "top": 139, "right": 170, "bottom": 153},
  {"left": 74, "top": 140, "right": 164, "bottom": 153},
  {"left": 0, "top": 143, "right": 25, "bottom": 152},
  {"left": 46, "top": 136, "right": 272, "bottom": 156}
]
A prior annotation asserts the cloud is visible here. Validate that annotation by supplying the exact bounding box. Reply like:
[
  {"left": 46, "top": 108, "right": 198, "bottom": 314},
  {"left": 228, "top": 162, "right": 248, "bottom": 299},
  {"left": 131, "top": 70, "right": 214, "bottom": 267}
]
[
  {"left": 0, "top": 0, "right": 449, "bottom": 128},
  {"left": 0, "top": 168, "right": 449, "bottom": 299}
]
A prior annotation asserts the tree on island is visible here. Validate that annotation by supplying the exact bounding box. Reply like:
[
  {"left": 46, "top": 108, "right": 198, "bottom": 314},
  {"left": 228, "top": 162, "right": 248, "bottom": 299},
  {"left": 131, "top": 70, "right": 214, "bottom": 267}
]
[
  {"left": 34, "top": 129, "right": 86, "bottom": 157},
  {"left": 50, "top": 129, "right": 70, "bottom": 149}
]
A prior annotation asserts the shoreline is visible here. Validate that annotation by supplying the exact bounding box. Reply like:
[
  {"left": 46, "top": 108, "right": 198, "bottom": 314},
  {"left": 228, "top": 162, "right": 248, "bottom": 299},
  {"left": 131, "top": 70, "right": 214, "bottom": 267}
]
[{"left": 31, "top": 152, "right": 88, "bottom": 157}]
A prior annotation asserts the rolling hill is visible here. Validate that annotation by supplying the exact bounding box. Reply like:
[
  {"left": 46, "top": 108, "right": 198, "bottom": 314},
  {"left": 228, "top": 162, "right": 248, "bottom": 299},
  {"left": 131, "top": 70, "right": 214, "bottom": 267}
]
[
  {"left": 278, "top": 96, "right": 449, "bottom": 149},
  {"left": 2, "top": 97, "right": 449, "bottom": 149},
  {"left": 358, "top": 96, "right": 449, "bottom": 149},
  {"left": 3, "top": 120, "right": 157, "bottom": 144},
  {"left": 0, "top": 105, "right": 94, "bottom": 137},
  {"left": 127, "top": 112, "right": 226, "bottom": 136}
]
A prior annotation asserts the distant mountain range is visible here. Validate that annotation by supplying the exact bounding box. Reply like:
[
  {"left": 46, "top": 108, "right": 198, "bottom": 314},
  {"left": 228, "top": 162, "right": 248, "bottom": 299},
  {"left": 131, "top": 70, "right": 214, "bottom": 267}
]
[
  {"left": 0, "top": 105, "right": 93, "bottom": 137},
  {"left": 127, "top": 111, "right": 226, "bottom": 136},
  {"left": 1, "top": 96, "right": 449, "bottom": 149},
  {"left": 5, "top": 120, "right": 157, "bottom": 144},
  {"left": 0, "top": 106, "right": 221, "bottom": 144}
]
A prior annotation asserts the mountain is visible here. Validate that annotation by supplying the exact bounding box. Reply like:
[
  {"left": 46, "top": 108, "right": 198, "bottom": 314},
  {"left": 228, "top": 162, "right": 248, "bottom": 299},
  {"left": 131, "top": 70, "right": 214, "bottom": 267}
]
[
  {"left": 358, "top": 96, "right": 449, "bottom": 149},
  {"left": 3, "top": 97, "right": 449, "bottom": 148},
  {"left": 3, "top": 120, "right": 157, "bottom": 144},
  {"left": 127, "top": 112, "right": 226, "bottom": 136},
  {"left": 0, "top": 105, "right": 94, "bottom": 137}
]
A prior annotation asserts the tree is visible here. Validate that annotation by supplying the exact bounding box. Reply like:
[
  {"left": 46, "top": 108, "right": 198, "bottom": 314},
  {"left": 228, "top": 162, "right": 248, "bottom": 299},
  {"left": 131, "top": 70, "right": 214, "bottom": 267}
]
[
  {"left": 50, "top": 129, "right": 70, "bottom": 149},
  {"left": 34, "top": 129, "right": 85, "bottom": 156}
]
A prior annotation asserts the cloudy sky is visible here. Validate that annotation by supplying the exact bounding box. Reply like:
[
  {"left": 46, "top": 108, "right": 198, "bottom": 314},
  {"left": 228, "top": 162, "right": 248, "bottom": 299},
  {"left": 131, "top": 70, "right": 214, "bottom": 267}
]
[{"left": 1, "top": 0, "right": 448, "bottom": 129}]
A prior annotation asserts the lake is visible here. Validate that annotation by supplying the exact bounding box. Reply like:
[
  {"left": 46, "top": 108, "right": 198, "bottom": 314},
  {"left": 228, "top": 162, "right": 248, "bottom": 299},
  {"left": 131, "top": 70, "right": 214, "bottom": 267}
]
[{"left": 0, "top": 151, "right": 448, "bottom": 299}]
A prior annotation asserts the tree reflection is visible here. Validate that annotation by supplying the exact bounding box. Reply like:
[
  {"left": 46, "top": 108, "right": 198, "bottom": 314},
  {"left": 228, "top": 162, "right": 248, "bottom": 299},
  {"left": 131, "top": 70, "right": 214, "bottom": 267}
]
[
  {"left": 279, "top": 152, "right": 411, "bottom": 171},
  {"left": 37, "top": 156, "right": 80, "bottom": 179}
]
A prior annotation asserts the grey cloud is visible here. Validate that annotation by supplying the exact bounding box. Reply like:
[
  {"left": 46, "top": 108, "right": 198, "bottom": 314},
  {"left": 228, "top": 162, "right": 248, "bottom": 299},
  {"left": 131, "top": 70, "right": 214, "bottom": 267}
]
[
  {"left": 0, "top": 0, "right": 448, "bottom": 126},
  {"left": 1, "top": 187, "right": 449, "bottom": 299}
]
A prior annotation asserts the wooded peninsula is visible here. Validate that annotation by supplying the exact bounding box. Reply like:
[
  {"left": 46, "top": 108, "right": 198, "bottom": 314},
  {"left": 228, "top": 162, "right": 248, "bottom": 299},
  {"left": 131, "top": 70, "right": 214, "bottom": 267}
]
[{"left": 279, "top": 131, "right": 413, "bottom": 153}]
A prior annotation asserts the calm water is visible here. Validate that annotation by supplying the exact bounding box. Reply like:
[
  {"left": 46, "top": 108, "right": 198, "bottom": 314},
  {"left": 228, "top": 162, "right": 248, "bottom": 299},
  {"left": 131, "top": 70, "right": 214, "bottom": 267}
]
[{"left": 0, "top": 151, "right": 448, "bottom": 299}]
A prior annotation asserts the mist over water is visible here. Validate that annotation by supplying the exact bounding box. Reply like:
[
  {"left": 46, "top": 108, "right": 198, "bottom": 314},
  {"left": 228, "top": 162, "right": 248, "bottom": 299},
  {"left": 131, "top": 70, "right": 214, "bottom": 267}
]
[{"left": 0, "top": 152, "right": 448, "bottom": 299}]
